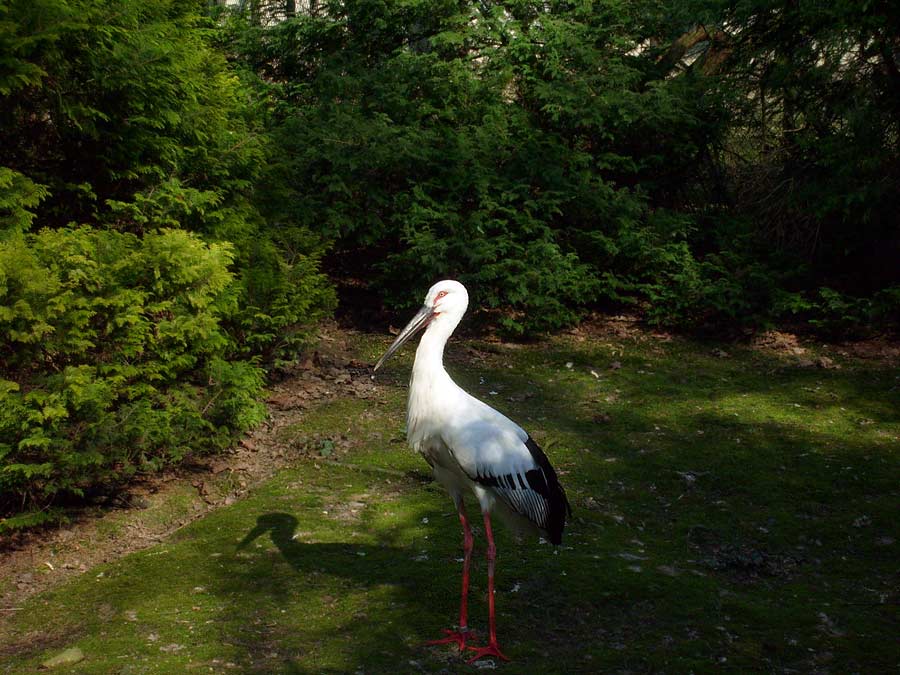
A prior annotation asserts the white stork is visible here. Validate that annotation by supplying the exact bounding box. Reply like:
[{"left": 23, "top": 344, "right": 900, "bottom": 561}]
[{"left": 374, "top": 279, "right": 571, "bottom": 663}]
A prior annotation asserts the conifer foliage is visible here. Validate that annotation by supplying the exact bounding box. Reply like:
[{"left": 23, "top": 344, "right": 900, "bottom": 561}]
[
  {"left": 228, "top": 0, "right": 898, "bottom": 332},
  {"left": 0, "top": 0, "right": 333, "bottom": 529}
]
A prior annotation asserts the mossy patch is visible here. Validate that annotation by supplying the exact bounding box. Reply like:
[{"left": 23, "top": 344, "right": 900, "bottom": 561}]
[{"left": 1, "top": 328, "right": 897, "bottom": 673}]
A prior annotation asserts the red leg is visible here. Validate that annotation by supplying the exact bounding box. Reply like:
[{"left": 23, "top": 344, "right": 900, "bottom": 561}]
[
  {"left": 425, "top": 495, "right": 475, "bottom": 651},
  {"left": 467, "top": 511, "right": 510, "bottom": 663}
]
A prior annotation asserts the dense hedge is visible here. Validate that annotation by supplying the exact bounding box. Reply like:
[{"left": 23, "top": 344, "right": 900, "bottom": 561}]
[
  {"left": 0, "top": 226, "right": 266, "bottom": 531},
  {"left": 227, "top": 0, "right": 899, "bottom": 334},
  {"left": 0, "top": 0, "right": 334, "bottom": 530}
]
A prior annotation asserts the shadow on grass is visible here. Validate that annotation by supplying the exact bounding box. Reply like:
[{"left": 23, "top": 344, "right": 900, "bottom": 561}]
[
  {"left": 217, "top": 512, "right": 477, "bottom": 673},
  {"left": 221, "top": 509, "right": 584, "bottom": 674}
]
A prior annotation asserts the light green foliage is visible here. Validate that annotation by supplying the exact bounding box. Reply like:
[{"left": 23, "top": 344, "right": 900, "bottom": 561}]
[
  {"left": 231, "top": 237, "right": 337, "bottom": 365},
  {"left": 0, "top": 0, "right": 333, "bottom": 356},
  {"left": 0, "top": 168, "right": 49, "bottom": 236},
  {"left": 0, "top": 226, "right": 267, "bottom": 527}
]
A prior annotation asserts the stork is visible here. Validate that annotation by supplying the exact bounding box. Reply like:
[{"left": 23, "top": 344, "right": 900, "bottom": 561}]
[{"left": 374, "top": 279, "right": 571, "bottom": 663}]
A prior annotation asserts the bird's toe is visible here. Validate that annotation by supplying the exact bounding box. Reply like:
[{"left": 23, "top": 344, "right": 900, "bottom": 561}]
[
  {"left": 425, "top": 628, "right": 475, "bottom": 651},
  {"left": 466, "top": 641, "right": 510, "bottom": 663}
]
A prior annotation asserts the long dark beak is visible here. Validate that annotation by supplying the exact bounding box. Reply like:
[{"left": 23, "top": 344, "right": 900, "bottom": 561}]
[{"left": 374, "top": 304, "right": 434, "bottom": 371}]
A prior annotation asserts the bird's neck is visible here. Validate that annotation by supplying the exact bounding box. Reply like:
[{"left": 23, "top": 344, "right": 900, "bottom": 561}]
[
  {"left": 407, "top": 323, "right": 462, "bottom": 452},
  {"left": 411, "top": 327, "right": 451, "bottom": 384},
  {"left": 406, "top": 329, "right": 452, "bottom": 450}
]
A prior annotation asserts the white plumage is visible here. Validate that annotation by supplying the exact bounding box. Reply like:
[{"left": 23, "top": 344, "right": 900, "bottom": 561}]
[{"left": 374, "top": 279, "right": 570, "bottom": 663}]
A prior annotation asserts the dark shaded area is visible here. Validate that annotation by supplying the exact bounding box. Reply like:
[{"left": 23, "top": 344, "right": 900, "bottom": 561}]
[{"left": 220, "top": 0, "right": 899, "bottom": 335}]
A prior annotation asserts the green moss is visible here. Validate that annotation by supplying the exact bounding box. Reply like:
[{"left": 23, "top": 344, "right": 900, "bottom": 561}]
[{"left": 2, "top": 331, "right": 898, "bottom": 673}]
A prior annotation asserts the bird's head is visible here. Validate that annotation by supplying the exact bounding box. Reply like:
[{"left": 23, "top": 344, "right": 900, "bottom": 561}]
[
  {"left": 374, "top": 279, "right": 468, "bottom": 371},
  {"left": 425, "top": 279, "right": 469, "bottom": 322}
]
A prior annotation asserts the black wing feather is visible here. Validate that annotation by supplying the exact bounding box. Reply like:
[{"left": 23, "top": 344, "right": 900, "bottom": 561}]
[{"left": 472, "top": 435, "right": 571, "bottom": 544}]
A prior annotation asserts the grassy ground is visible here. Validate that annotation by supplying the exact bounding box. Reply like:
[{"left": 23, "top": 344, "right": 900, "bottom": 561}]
[{"left": 1, "top": 325, "right": 898, "bottom": 673}]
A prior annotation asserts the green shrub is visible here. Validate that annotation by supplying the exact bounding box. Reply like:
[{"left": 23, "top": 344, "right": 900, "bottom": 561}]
[
  {"left": 226, "top": 1, "right": 898, "bottom": 335},
  {"left": 0, "top": 168, "right": 49, "bottom": 235},
  {"left": 775, "top": 285, "right": 900, "bottom": 338},
  {"left": 1, "top": 0, "right": 334, "bottom": 362},
  {"left": 0, "top": 226, "right": 266, "bottom": 529}
]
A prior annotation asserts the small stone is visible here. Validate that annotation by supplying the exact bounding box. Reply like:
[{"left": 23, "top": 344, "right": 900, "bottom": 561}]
[
  {"left": 617, "top": 552, "right": 647, "bottom": 561},
  {"left": 131, "top": 496, "right": 151, "bottom": 509},
  {"left": 41, "top": 647, "right": 84, "bottom": 668}
]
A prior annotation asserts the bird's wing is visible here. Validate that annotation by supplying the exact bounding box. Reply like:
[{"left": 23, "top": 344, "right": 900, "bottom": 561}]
[{"left": 443, "top": 407, "right": 570, "bottom": 543}]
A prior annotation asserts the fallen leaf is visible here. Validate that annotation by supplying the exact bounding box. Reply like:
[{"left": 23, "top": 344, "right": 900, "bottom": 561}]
[{"left": 42, "top": 647, "right": 84, "bottom": 668}]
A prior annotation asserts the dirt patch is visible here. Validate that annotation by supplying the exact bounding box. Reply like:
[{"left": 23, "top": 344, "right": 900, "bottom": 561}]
[
  {"left": 830, "top": 338, "right": 900, "bottom": 364},
  {"left": 750, "top": 330, "right": 808, "bottom": 355},
  {"left": 0, "top": 325, "right": 381, "bottom": 624},
  {"left": 687, "top": 526, "right": 803, "bottom": 582},
  {"left": 574, "top": 313, "right": 662, "bottom": 343}
]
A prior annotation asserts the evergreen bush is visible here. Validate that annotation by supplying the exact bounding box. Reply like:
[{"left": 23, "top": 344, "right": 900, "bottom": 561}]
[{"left": 0, "top": 226, "right": 266, "bottom": 530}]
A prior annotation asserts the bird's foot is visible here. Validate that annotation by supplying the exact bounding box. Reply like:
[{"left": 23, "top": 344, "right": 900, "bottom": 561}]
[
  {"left": 425, "top": 628, "right": 475, "bottom": 651},
  {"left": 466, "top": 641, "right": 510, "bottom": 663}
]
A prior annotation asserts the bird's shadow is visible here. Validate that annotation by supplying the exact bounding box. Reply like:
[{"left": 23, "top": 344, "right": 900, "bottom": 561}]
[
  {"left": 221, "top": 512, "right": 573, "bottom": 672},
  {"left": 217, "top": 512, "right": 465, "bottom": 672},
  {"left": 233, "top": 511, "right": 445, "bottom": 591}
]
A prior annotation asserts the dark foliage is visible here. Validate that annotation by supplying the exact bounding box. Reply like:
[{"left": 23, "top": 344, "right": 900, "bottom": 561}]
[{"left": 224, "top": 1, "right": 898, "bottom": 334}]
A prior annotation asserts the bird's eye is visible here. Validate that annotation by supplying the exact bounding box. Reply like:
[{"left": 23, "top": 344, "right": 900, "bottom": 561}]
[{"left": 436, "top": 291, "right": 448, "bottom": 299}]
